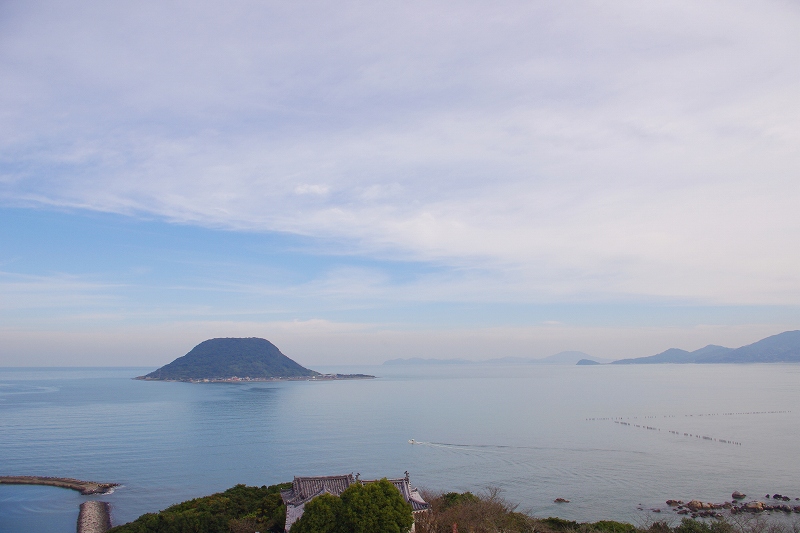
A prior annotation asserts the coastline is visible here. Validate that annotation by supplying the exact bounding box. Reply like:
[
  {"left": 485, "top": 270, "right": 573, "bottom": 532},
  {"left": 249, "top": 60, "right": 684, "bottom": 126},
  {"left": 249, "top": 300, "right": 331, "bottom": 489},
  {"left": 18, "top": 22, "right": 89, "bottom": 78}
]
[
  {"left": 5, "top": 365, "right": 800, "bottom": 529},
  {"left": 0, "top": 476, "right": 118, "bottom": 495},
  {"left": 134, "top": 373, "right": 376, "bottom": 383}
]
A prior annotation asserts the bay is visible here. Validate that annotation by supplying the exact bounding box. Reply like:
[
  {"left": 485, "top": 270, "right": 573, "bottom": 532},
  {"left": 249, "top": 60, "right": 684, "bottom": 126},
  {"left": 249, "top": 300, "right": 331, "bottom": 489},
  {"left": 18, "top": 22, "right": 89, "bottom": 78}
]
[{"left": 1, "top": 364, "right": 799, "bottom": 533}]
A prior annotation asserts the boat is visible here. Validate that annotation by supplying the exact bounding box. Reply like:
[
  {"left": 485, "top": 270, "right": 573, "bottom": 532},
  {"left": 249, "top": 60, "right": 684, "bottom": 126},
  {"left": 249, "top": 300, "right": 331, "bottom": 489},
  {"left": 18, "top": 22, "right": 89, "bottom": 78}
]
[{"left": 408, "top": 439, "right": 416, "bottom": 444}]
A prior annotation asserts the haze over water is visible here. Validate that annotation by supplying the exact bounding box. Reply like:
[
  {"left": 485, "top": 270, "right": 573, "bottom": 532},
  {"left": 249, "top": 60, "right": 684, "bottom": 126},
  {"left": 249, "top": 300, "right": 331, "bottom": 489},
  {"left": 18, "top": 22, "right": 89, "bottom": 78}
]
[{"left": 2, "top": 364, "right": 799, "bottom": 533}]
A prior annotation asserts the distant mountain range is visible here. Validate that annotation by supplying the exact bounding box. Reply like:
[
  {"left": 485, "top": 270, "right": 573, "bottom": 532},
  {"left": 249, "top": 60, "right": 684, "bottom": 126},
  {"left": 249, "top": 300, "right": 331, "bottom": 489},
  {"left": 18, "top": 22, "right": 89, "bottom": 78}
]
[
  {"left": 383, "top": 357, "right": 475, "bottom": 366},
  {"left": 611, "top": 330, "right": 800, "bottom": 364},
  {"left": 382, "top": 330, "right": 800, "bottom": 367},
  {"left": 384, "top": 351, "right": 608, "bottom": 366}
]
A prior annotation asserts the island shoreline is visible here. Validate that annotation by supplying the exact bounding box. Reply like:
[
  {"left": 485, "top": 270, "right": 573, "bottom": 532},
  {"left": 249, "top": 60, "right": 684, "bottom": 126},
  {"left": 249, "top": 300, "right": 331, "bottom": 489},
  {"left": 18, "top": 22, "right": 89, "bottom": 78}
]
[{"left": 134, "top": 373, "right": 376, "bottom": 383}]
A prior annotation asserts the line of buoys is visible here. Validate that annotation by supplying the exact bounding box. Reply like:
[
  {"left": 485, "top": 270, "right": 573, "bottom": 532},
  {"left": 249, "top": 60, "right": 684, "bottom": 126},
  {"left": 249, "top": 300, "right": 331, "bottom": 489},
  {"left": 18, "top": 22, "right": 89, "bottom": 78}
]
[
  {"left": 587, "top": 410, "right": 789, "bottom": 422},
  {"left": 613, "top": 421, "right": 742, "bottom": 445}
]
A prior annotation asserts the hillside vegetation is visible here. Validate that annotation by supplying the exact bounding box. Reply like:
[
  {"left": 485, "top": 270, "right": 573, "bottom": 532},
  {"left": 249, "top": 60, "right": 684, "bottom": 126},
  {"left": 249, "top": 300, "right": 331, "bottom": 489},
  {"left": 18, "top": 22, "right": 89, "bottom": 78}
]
[
  {"left": 108, "top": 483, "right": 290, "bottom": 533},
  {"left": 139, "top": 338, "right": 319, "bottom": 381},
  {"left": 108, "top": 484, "right": 800, "bottom": 533},
  {"left": 416, "top": 490, "right": 797, "bottom": 533}
]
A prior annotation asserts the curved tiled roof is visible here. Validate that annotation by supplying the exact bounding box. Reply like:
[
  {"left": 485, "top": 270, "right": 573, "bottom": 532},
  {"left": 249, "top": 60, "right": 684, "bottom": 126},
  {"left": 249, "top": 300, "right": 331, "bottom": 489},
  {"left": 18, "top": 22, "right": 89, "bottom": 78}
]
[
  {"left": 281, "top": 474, "right": 355, "bottom": 506},
  {"left": 282, "top": 472, "right": 431, "bottom": 531}
]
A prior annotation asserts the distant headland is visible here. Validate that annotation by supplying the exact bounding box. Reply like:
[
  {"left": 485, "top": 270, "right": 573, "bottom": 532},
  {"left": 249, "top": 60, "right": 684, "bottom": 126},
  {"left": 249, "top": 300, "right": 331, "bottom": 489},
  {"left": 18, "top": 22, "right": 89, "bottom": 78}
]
[
  {"left": 609, "top": 330, "right": 800, "bottom": 365},
  {"left": 384, "top": 350, "right": 602, "bottom": 366},
  {"left": 136, "top": 337, "right": 374, "bottom": 382},
  {"left": 382, "top": 330, "right": 800, "bottom": 366}
]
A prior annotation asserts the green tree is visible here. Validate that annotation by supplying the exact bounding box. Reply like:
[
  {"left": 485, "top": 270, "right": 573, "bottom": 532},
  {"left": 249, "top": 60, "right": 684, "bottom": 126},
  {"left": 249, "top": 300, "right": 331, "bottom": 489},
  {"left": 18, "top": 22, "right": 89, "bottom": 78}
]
[
  {"left": 291, "top": 479, "right": 414, "bottom": 533},
  {"left": 291, "top": 494, "right": 343, "bottom": 533},
  {"left": 339, "top": 479, "right": 414, "bottom": 533}
]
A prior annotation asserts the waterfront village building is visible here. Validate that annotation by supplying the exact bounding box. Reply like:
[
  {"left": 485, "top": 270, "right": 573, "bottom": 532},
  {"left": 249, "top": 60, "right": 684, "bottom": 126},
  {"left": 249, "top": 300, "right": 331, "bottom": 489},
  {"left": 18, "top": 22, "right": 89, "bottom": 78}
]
[{"left": 280, "top": 472, "right": 431, "bottom": 531}]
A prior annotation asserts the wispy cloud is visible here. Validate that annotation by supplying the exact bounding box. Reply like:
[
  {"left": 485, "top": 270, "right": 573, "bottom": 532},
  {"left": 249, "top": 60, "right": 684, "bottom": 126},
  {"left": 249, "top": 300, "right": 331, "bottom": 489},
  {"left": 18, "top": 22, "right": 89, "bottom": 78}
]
[
  {"left": 1, "top": 1, "right": 800, "bottom": 363},
  {"left": 294, "top": 184, "right": 330, "bottom": 196},
  {"left": 0, "top": 271, "right": 121, "bottom": 311}
]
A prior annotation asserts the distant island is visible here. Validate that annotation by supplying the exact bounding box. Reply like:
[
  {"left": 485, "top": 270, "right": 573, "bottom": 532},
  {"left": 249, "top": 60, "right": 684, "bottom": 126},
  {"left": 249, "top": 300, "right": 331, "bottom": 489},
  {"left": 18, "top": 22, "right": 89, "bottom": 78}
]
[
  {"left": 385, "top": 351, "right": 605, "bottom": 366},
  {"left": 610, "top": 330, "right": 800, "bottom": 365},
  {"left": 381, "top": 330, "right": 800, "bottom": 367},
  {"left": 136, "top": 338, "right": 374, "bottom": 382}
]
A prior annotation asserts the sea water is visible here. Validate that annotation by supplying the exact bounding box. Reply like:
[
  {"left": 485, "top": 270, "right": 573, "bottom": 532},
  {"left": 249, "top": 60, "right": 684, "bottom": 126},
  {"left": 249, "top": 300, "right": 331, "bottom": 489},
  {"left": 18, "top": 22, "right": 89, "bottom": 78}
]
[{"left": 1, "top": 364, "right": 799, "bottom": 532}]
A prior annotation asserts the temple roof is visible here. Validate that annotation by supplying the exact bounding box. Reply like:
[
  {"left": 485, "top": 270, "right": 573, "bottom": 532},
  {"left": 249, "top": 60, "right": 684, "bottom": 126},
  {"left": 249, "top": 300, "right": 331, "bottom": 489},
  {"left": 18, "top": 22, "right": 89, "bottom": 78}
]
[
  {"left": 281, "top": 472, "right": 430, "bottom": 512},
  {"left": 281, "top": 474, "right": 355, "bottom": 506}
]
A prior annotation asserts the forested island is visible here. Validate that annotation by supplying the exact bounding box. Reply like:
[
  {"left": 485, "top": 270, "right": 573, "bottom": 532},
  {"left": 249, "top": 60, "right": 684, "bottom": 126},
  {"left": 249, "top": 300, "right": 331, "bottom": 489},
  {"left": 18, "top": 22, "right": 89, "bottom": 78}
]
[{"left": 137, "top": 338, "right": 374, "bottom": 382}]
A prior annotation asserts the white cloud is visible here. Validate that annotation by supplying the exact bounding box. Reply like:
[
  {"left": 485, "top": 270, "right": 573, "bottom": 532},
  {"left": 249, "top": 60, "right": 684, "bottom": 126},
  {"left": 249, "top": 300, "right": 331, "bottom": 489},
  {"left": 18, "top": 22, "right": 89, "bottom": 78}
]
[
  {"left": 1, "top": 0, "right": 800, "bottom": 306},
  {"left": 294, "top": 184, "right": 330, "bottom": 196},
  {"left": 0, "top": 271, "right": 120, "bottom": 311}
]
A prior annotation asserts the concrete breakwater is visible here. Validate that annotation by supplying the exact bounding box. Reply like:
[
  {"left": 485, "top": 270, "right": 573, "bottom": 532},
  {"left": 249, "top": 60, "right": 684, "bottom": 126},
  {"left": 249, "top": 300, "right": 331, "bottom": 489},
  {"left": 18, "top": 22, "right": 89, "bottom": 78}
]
[
  {"left": 78, "top": 501, "right": 112, "bottom": 533},
  {"left": 0, "top": 475, "right": 118, "bottom": 494}
]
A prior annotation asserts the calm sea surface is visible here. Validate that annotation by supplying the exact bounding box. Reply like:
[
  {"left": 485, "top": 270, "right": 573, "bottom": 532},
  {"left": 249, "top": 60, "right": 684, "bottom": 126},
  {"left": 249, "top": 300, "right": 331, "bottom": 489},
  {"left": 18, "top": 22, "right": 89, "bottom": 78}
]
[{"left": 1, "top": 364, "right": 799, "bottom": 532}]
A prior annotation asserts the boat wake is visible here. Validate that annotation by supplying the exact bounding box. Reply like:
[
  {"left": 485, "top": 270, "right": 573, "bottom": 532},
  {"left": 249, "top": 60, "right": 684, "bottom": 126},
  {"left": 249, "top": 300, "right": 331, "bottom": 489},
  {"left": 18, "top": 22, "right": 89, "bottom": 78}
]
[{"left": 407, "top": 439, "right": 644, "bottom": 454}]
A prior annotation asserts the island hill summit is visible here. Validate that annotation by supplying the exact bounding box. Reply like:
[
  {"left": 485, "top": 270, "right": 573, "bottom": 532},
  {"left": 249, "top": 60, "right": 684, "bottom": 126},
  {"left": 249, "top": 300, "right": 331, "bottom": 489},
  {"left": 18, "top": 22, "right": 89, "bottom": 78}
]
[{"left": 137, "top": 337, "right": 373, "bottom": 382}]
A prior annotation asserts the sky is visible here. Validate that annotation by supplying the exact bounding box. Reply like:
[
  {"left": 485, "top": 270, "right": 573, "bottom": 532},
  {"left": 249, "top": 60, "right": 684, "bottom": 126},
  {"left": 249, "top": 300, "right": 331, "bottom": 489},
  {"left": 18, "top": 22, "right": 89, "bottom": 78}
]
[{"left": 1, "top": 0, "right": 799, "bottom": 367}]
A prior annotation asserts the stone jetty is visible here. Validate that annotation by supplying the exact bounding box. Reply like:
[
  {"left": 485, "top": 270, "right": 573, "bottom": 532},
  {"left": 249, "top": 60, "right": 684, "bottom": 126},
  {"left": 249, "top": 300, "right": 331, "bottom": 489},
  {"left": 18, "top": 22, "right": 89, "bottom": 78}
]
[
  {"left": 78, "top": 501, "right": 112, "bottom": 533},
  {"left": 0, "top": 476, "right": 118, "bottom": 495}
]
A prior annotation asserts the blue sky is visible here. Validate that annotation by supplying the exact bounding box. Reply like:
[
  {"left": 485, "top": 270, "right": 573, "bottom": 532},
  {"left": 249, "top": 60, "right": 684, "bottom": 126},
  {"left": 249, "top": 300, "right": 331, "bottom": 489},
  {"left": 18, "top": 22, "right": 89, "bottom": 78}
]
[{"left": 1, "top": 1, "right": 799, "bottom": 366}]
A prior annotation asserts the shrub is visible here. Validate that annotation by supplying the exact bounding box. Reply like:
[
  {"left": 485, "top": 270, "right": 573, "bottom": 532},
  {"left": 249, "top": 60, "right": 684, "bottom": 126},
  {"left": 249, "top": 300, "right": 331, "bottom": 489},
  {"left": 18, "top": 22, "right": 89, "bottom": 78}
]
[
  {"left": 417, "top": 488, "right": 535, "bottom": 533},
  {"left": 593, "top": 520, "right": 638, "bottom": 533},
  {"left": 290, "top": 494, "right": 343, "bottom": 533}
]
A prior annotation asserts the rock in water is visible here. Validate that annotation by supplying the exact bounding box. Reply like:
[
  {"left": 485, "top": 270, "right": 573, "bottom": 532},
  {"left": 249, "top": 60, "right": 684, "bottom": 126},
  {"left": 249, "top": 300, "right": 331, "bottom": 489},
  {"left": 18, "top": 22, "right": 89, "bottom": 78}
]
[
  {"left": 687, "top": 500, "right": 705, "bottom": 511},
  {"left": 78, "top": 501, "right": 111, "bottom": 533},
  {"left": 744, "top": 502, "right": 765, "bottom": 512}
]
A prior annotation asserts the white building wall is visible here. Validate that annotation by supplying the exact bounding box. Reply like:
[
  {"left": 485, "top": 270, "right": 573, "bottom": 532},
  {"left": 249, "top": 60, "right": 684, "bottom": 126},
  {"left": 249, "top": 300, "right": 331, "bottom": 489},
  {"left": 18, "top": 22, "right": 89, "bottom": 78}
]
[{"left": 284, "top": 501, "right": 306, "bottom": 532}]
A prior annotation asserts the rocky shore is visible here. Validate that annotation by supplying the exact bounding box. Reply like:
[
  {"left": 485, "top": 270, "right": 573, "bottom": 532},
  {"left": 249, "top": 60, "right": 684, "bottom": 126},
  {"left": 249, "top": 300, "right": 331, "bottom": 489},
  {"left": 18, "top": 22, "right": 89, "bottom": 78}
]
[
  {"left": 78, "top": 501, "right": 112, "bottom": 533},
  {"left": 658, "top": 492, "right": 800, "bottom": 519},
  {"left": 0, "top": 475, "right": 118, "bottom": 494}
]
